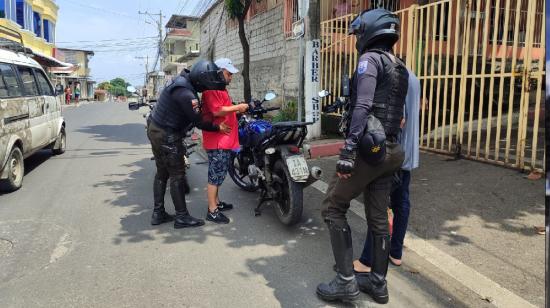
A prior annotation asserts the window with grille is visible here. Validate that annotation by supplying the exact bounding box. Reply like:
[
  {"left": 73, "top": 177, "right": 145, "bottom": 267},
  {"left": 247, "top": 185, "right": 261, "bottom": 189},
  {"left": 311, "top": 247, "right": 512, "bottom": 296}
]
[
  {"left": 369, "top": 0, "right": 400, "bottom": 12},
  {"left": 284, "top": 0, "right": 299, "bottom": 38}
]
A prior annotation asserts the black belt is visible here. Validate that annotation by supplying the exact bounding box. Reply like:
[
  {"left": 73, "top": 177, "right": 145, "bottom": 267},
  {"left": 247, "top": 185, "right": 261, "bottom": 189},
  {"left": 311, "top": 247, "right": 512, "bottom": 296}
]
[{"left": 151, "top": 118, "right": 182, "bottom": 135}]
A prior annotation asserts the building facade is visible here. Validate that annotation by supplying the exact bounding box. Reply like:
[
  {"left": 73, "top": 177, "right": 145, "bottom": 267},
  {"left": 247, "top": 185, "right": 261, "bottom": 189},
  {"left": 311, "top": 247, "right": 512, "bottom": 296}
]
[
  {"left": 0, "top": 0, "right": 58, "bottom": 56},
  {"left": 51, "top": 48, "right": 95, "bottom": 100},
  {"left": 162, "top": 15, "right": 201, "bottom": 82}
]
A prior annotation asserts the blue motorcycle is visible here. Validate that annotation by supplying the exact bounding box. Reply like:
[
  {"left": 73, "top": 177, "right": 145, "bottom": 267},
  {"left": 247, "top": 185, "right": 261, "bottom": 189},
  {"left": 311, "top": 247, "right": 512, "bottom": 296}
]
[{"left": 228, "top": 92, "right": 322, "bottom": 225}]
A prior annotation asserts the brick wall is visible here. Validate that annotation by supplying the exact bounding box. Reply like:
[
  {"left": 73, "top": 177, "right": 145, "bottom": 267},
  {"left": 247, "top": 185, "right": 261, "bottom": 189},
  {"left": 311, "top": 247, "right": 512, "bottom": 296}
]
[{"left": 200, "top": 2, "right": 300, "bottom": 104}]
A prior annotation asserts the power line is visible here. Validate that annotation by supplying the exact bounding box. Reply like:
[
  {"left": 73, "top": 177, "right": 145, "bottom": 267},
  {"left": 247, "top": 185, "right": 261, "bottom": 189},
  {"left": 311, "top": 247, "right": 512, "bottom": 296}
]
[
  {"left": 91, "top": 46, "right": 157, "bottom": 53},
  {"left": 193, "top": 0, "right": 214, "bottom": 16},
  {"left": 139, "top": 10, "right": 164, "bottom": 73},
  {"left": 58, "top": 42, "right": 158, "bottom": 49},
  {"left": 177, "top": 0, "right": 192, "bottom": 15},
  {"left": 56, "top": 36, "right": 158, "bottom": 44},
  {"left": 60, "top": 0, "right": 138, "bottom": 20}
]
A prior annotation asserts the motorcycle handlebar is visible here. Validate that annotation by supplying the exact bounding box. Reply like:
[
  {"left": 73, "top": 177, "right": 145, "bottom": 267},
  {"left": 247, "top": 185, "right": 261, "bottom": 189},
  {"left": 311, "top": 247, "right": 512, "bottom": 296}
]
[{"left": 323, "top": 98, "right": 346, "bottom": 113}]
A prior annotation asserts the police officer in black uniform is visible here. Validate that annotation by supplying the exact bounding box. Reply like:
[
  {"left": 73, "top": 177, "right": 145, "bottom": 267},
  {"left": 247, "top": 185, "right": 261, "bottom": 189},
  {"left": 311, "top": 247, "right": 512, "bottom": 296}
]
[
  {"left": 147, "top": 60, "right": 230, "bottom": 229},
  {"left": 316, "top": 9, "right": 408, "bottom": 304}
]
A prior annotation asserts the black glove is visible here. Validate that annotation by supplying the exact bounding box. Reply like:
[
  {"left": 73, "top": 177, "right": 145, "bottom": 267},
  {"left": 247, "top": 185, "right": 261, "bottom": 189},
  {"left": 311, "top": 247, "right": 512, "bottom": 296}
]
[{"left": 336, "top": 147, "right": 356, "bottom": 175}]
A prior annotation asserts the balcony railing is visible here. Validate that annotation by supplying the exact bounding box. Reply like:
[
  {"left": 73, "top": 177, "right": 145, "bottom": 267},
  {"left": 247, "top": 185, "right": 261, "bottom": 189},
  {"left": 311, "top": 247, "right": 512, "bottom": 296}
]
[{"left": 165, "top": 54, "right": 185, "bottom": 63}]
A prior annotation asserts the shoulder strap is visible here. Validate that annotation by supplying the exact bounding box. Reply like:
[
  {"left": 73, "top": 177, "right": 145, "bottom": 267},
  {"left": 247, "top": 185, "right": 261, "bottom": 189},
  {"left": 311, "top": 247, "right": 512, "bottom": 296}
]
[{"left": 368, "top": 49, "right": 406, "bottom": 67}]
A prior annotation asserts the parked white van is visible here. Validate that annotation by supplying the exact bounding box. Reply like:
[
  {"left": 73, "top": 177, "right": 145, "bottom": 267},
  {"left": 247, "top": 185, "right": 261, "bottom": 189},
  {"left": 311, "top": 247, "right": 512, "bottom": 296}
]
[{"left": 0, "top": 48, "right": 66, "bottom": 192}]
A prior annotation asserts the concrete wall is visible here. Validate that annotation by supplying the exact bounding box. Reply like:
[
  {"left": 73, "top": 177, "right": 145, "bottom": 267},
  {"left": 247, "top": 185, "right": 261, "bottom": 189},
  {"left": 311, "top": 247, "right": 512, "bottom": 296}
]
[{"left": 200, "top": 2, "right": 300, "bottom": 104}]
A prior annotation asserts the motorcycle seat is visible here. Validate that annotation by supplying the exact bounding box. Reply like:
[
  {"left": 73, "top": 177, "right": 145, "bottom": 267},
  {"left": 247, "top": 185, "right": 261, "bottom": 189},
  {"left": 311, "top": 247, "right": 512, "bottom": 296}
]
[{"left": 272, "top": 121, "right": 308, "bottom": 129}]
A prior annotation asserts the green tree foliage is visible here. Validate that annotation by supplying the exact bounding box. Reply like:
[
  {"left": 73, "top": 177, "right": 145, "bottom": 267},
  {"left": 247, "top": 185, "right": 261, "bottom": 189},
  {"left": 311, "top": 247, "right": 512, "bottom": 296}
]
[
  {"left": 225, "top": 0, "right": 245, "bottom": 18},
  {"left": 105, "top": 78, "right": 131, "bottom": 97},
  {"left": 97, "top": 81, "right": 112, "bottom": 91}
]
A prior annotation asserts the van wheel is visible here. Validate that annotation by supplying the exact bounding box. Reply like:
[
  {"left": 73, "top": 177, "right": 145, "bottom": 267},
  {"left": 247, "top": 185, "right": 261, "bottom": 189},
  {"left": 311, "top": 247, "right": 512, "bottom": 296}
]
[
  {"left": 0, "top": 147, "right": 24, "bottom": 192},
  {"left": 53, "top": 127, "right": 66, "bottom": 155}
]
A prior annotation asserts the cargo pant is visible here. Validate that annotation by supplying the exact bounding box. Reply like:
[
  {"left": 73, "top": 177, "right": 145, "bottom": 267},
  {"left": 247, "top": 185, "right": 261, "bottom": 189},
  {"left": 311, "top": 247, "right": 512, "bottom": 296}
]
[
  {"left": 147, "top": 120, "right": 188, "bottom": 214},
  {"left": 321, "top": 141, "right": 405, "bottom": 237}
]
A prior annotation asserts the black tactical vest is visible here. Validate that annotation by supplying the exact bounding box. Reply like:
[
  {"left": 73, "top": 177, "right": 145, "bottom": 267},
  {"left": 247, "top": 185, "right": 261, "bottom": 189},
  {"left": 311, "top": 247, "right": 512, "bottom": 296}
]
[
  {"left": 348, "top": 50, "right": 409, "bottom": 137},
  {"left": 150, "top": 75, "right": 197, "bottom": 131}
]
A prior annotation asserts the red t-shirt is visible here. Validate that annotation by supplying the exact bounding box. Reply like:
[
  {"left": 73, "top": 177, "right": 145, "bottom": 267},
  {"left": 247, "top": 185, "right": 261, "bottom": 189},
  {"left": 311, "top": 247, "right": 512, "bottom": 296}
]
[{"left": 201, "top": 90, "right": 240, "bottom": 150}]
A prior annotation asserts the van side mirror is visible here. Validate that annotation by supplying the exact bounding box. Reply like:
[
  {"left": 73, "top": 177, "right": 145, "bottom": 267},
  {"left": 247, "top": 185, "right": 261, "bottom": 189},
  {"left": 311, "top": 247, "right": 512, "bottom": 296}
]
[{"left": 341, "top": 75, "right": 350, "bottom": 97}]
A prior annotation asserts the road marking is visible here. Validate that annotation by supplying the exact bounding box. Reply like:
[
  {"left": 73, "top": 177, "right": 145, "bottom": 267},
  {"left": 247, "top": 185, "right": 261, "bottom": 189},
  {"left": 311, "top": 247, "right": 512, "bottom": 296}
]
[{"left": 310, "top": 180, "right": 536, "bottom": 308}]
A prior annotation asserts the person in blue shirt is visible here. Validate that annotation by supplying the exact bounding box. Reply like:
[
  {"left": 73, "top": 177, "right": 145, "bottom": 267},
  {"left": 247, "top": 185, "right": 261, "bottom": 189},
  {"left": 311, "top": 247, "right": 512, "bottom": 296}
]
[{"left": 353, "top": 68, "right": 420, "bottom": 273}]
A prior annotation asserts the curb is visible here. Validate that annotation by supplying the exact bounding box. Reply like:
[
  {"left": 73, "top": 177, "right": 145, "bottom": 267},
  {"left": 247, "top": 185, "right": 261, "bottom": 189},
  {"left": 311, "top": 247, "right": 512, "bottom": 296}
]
[{"left": 308, "top": 141, "right": 344, "bottom": 159}]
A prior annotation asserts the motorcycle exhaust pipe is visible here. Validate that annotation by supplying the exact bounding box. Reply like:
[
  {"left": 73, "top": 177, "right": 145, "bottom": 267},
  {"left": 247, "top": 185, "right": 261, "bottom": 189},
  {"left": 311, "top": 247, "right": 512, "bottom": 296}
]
[
  {"left": 311, "top": 166, "right": 322, "bottom": 180},
  {"left": 304, "top": 166, "right": 323, "bottom": 187}
]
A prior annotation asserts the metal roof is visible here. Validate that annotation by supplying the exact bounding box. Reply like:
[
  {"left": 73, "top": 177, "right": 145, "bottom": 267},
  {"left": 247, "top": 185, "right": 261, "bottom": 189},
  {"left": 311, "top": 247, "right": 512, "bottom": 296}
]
[{"left": 165, "top": 14, "right": 199, "bottom": 28}]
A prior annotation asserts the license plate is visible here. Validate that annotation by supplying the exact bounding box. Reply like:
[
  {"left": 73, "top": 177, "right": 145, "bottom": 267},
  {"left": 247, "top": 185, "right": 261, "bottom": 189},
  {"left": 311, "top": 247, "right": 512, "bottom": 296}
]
[{"left": 286, "top": 155, "right": 309, "bottom": 181}]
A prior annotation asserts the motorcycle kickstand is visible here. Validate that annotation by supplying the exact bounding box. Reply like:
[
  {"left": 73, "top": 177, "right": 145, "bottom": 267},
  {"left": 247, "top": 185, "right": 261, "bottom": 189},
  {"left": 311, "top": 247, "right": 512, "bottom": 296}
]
[{"left": 255, "top": 189, "right": 272, "bottom": 217}]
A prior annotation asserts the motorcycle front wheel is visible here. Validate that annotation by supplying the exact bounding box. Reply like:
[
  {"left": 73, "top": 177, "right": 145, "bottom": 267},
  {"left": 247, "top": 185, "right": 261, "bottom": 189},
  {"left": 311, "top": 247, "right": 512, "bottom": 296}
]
[
  {"left": 228, "top": 152, "right": 260, "bottom": 192},
  {"left": 272, "top": 159, "right": 303, "bottom": 225}
]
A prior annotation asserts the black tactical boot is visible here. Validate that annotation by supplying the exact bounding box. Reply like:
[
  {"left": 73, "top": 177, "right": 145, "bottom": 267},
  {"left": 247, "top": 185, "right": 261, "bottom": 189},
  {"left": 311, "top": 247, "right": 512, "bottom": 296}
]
[
  {"left": 151, "top": 178, "right": 173, "bottom": 225},
  {"left": 357, "top": 234, "right": 390, "bottom": 304},
  {"left": 151, "top": 211, "right": 173, "bottom": 225},
  {"left": 174, "top": 212, "right": 205, "bottom": 229},
  {"left": 171, "top": 177, "right": 204, "bottom": 229},
  {"left": 316, "top": 222, "right": 359, "bottom": 302}
]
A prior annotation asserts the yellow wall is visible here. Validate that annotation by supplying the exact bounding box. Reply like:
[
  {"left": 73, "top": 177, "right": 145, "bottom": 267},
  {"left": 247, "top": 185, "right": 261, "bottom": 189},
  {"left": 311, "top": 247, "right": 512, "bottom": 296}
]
[
  {"left": 56, "top": 49, "right": 90, "bottom": 76},
  {"left": 0, "top": 0, "right": 58, "bottom": 56}
]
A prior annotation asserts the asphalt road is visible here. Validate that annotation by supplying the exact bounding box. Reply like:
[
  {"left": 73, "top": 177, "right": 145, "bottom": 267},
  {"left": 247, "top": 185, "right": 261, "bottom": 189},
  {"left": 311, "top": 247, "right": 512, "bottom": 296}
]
[{"left": 0, "top": 102, "right": 515, "bottom": 307}]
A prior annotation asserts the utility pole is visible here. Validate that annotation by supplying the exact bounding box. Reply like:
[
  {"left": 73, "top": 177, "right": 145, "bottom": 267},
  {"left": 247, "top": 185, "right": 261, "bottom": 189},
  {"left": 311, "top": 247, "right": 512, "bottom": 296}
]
[
  {"left": 135, "top": 55, "right": 149, "bottom": 86},
  {"left": 138, "top": 10, "right": 164, "bottom": 72}
]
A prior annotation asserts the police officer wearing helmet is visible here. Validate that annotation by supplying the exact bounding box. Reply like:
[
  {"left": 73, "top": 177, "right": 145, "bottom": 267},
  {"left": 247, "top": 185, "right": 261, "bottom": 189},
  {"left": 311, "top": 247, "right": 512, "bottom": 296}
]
[
  {"left": 147, "top": 60, "right": 231, "bottom": 229},
  {"left": 316, "top": 9, "right": 408, "bottom": 304}
]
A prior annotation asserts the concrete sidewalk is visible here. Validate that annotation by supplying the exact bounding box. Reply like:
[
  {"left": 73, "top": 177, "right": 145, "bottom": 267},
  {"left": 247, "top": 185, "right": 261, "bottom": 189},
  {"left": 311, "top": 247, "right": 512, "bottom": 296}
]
[
  {"left": 195, "top": 134, "right": 544, "bottom": 306},
  {"left": 309, "top": 151, "right": 545, "bottom": 307}
]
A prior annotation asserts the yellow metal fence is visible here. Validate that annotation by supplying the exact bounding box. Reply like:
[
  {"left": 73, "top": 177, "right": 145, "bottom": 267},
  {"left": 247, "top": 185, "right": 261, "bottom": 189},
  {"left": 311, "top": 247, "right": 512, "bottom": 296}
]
[{"left": 320, "top": 0, "right": 546, "bottom": 171}]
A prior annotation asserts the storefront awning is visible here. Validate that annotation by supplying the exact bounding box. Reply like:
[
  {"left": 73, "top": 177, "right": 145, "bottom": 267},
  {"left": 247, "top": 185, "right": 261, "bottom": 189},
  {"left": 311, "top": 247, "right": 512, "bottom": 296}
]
[{"left": 32, "top": 51, "right": 73, "bottom": 68}]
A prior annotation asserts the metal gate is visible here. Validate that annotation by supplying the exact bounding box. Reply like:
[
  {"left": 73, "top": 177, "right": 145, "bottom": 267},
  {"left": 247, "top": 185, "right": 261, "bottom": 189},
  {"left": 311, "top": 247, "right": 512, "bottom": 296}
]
[{"left": 320, "top": 0, "right": 546, "bottom": 171}]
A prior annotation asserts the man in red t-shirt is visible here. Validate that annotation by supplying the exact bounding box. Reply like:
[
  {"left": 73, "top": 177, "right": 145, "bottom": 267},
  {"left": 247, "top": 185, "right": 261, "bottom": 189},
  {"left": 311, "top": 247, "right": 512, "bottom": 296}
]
[{"left": 201, "top": 58, "right": 249, "bottom": 224}]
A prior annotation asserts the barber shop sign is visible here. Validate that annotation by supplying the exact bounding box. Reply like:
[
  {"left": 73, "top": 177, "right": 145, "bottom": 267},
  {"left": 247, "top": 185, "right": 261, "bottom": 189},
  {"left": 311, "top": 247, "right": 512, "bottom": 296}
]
[{"left": 305, "top": 39, "right": 321, "bottom": 139}]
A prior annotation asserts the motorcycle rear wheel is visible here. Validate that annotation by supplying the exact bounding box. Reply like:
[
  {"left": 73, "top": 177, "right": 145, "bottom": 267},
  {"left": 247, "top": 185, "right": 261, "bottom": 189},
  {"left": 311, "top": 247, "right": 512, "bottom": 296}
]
[
  {"left": 228, "top": 152, "right": 260, "bottom": 192},
  {"left": 272, "top": 159, "right": 303, "bottom": 225}
]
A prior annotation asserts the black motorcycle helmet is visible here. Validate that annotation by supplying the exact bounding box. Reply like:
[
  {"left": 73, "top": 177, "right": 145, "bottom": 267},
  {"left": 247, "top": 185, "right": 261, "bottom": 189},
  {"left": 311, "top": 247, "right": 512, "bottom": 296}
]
[
  {"left": 358, "top": 115, "right": 386, "bottom": 165},
  {"left": 349, "top": 9, "right": 400, "bottom": 54},
  {"left": 188, "top": 59, "right": 226, "bottom": 92}
]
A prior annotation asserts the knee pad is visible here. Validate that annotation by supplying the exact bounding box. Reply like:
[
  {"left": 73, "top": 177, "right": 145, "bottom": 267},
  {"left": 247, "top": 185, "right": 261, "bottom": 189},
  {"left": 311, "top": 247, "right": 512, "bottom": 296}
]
[{"left": 324, "top": 218, "right": 350, "bottom": 232}]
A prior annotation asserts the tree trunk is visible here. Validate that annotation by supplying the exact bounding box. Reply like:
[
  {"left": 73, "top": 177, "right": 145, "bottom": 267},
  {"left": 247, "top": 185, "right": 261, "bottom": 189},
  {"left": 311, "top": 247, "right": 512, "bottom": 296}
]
[
  {"left": 237, "top": 17, "right": 251, "bottom": 103},
  {"left": 237, "top": 0, "right": 252, "bottom": 104}
]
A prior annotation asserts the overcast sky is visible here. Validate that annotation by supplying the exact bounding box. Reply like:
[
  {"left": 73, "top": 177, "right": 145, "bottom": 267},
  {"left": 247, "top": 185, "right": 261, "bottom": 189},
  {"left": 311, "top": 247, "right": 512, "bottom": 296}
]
[{"left": 55, "top": 0, "right": 208, "bottom": 86}]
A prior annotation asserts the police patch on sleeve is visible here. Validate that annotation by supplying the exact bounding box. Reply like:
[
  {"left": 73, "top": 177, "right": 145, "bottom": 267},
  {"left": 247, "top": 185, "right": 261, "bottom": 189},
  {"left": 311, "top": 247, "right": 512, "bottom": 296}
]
[{"left": 358, "top": 60, "right": 369, "bottom": 75}]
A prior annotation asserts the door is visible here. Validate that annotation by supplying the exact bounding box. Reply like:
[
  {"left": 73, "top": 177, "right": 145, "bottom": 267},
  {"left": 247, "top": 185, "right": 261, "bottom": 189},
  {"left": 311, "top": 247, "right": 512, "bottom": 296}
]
[
  {"left": 0, "top": 63, "right": 29, "bottom": 165},
  {"left": 16, "top": 65, "right": 50, "bottom": 150},
  {"left": 34, "top": 68, "right": 58, "bottom": 141}
]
